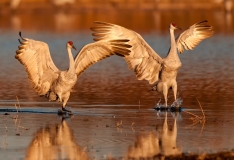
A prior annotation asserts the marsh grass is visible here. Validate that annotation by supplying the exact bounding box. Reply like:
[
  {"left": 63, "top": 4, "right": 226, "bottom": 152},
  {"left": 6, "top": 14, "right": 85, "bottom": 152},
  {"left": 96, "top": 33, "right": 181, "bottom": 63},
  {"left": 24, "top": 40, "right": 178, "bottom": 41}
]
[
  {"left": 183, "top": 98, "right": 206, "bottom": 123},
  {"left": 1, "top": 96, "right": 30, "bottom": 149},
  {"left": 3, "top": 96, "right": 30, "bottom": 136},
  {"left": 116, "top": 120, "right": 122, "bottom": 128},
  {"left": 14, "top": 97, "right": 25, "bottom": 134},
  {"left": 183, "top": 98, "right": 206, "bottom": 136}
]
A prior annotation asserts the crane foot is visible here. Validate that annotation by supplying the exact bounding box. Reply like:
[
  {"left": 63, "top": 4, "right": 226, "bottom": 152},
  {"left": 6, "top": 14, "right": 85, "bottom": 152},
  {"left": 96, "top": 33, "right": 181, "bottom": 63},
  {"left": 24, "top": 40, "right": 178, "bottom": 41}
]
[{"left": 58, "top": 107, "right": 73, "bottom": 115}]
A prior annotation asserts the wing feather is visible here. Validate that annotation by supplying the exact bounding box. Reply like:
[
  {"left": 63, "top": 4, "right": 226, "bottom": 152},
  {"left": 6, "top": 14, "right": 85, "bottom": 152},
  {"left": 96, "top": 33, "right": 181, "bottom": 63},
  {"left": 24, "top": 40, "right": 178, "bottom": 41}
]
[
  {"left": 74, "top": 40, "right": 131, "bottom": 77},
  {"left": 91, "top": 21, "right": 163, "bottom": 84},
  {"left": 15, "top": 38, "right": 59, "bottom": 95},
  {"left": 176, "top": 20, "right": 214, "bottom": 53}
]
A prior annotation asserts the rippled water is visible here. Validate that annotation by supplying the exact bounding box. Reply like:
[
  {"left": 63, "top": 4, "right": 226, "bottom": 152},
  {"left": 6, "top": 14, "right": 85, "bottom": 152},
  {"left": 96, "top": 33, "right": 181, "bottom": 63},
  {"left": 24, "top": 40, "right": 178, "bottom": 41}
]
[{"left": 0, "top": 11, "right": 234, "bottom": 159}]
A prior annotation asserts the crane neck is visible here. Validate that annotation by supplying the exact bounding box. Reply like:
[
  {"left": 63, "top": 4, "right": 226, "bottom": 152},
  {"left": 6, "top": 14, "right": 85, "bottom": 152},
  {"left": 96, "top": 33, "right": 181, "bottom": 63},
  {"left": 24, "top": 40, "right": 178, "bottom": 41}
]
[
  {"left": 167, "top": 28, "right": 178, "bottom": 58},
  {"left": 67, "top": 47, "right": 75, "bottom": 72},
  {"left": 170, "top": 28, "right": 177, "bottom": 51}
]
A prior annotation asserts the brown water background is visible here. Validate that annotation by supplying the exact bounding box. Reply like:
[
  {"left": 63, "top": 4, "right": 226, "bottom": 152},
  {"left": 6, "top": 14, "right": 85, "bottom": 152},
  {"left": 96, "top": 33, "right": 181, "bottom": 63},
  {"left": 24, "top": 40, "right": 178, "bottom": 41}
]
[{"left": 0, "top": 9, "right": 234, "bottom": 159}]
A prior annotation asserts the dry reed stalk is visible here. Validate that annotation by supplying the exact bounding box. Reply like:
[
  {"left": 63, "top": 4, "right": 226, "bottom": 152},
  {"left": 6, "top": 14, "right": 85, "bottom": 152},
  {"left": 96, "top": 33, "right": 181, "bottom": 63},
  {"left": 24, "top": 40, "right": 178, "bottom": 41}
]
[
  {"left": 13, "top": 96, "right": 21, "bottom": 119},
  {"left": 2, "top": 130, "right": 8, "bottom": 148},
  {"left": 199, "top": 120, "right": 205, "bottom": 136},
  {"left": 117, "top": 127, "right": 122, "bottom": 133},
  {"left": 116, "top": 120, "right": 122, "bottom": 128},
  {"left": 13, "top": 97, "right": 30, "bottom": 132},
  {"left": 184, "top": 98, "right": 206, "bottom": 136},
  {"left": 183, "top": 110, "right": 200, "bottom": 119},
  {"left": 14, "top": 104, "right": 18, "bottom": 113},
  {"left": 4, "top": 124, "right": 8, "bottom": 131},
  {"left": 2, "top": 119, "right": 9, "bottom": 148},
  {"left": 16, "top": 96, "right": 22, "bottom": 113},
  {"left": 196, "top": 98, "right": 205, "bottom": 120},
  {"left": 183, "top": 98, "right": 206, "bottom": 131},
  {"left": 195, "top": 98, "right": 206, "bottom": 136},
  {"left": 13, "top": 104, "right": 19, "bottom": 119}
]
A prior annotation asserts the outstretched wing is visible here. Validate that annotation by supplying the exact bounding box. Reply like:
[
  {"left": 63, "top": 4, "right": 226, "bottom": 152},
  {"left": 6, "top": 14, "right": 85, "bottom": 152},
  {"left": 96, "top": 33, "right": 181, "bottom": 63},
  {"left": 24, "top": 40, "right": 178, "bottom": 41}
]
[
  {"left": 176, "top": 20, "right": 213, "bottom": 53},
  {"left": 15, "top": 36, "right": 60, "bottom": 95},
  {"left": 91, "top": 21, "right": 163, "bottom": 84},
  {"left": 74, "top": 39, "right": 131, "bottom": 77}
]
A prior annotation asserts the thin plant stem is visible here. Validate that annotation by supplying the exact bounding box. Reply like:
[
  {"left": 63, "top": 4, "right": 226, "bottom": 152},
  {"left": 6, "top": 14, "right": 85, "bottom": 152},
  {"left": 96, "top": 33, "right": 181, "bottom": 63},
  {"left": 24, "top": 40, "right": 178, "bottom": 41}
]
[
  {"left": 196, "top": 98, "right": 205, "bottom": 119},
  {"left": 16, "top": 96, "right": 22, "bottom": 113},
  {"left": 183, "top": 110, "right": 200, "bottom": 118}
]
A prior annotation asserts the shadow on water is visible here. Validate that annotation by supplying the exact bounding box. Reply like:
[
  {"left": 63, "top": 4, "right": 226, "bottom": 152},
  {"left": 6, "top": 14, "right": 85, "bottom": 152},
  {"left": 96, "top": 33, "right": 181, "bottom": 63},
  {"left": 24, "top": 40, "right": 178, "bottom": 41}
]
[
  {"left": 1, "top": 107, "right": 234, "bottom": 159},
  {"left": 25, "top": 120, "right": 89, "bottom": 160},
  {"left": 1, "top": 111, "right": 181, "bottom": 159},
  {"left": 127, "top": 112, "right": 181, "bottom": 159},
  {"left": 25, "top": 112, "right": 181, "bottom": 159}
]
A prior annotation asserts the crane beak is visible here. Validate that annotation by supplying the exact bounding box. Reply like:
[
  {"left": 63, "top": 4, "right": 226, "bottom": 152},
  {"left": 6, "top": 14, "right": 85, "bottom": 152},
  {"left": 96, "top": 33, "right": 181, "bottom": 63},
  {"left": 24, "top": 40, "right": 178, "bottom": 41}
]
[
  {"left": 176, "top": 26, "right": 182, "bottom": 30},
  {"left": 72, "top": 45, "right": 77, "bottom": 50}
]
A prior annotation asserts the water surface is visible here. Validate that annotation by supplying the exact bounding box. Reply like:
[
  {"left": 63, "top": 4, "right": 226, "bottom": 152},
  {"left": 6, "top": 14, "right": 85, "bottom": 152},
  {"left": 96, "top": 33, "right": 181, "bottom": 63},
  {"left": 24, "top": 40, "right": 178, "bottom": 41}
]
[{"left": 0, "top": 11, "right": 234, "bottom": 159}]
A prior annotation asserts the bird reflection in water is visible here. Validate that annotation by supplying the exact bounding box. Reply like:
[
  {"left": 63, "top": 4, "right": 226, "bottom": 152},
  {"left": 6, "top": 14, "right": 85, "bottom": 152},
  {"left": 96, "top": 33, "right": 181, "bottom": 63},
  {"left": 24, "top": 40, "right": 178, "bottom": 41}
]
[
  {"left": 127, "top": 112, "right": 181, "bottom": 159},
  {"left": 25, "top": 120, "right": 89, "bottom": 160}
]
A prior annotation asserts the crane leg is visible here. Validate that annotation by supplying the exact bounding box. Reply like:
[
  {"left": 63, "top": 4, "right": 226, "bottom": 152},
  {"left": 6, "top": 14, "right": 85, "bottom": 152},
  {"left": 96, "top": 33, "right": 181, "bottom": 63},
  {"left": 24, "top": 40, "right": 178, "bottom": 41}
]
[
  {"left": 172, "top": 83, "right": 177, "bottom": 102},
  {"left": 56, "top": 92, "right": 62, "bottom": 102},
  {"left": 61, "top": 92, "right": 73, "bottom": 115},
  {"left": 172, "top": 81, "right": 178, "bottom": 107},
  {"left": 162, "top": 83, "right": 168, "bottom": 107}
]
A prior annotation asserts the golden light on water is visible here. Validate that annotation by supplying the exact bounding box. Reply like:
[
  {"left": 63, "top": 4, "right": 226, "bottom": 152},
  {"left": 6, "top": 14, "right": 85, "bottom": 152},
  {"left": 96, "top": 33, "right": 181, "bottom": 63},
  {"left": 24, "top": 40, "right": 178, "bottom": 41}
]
[
  {"left": 0, "top": 1, "right": 234, "bottom": 159},
  {"left": 0, "top": 10, "right": 233, "bottom": 34}
]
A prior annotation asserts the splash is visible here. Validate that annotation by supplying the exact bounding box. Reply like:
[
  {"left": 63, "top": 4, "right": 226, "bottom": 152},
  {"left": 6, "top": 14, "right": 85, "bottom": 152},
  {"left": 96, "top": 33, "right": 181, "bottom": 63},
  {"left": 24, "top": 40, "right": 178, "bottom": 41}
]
[
  {"left": 154, "top": 97, "right": 183, "bottom": 112},
  {"left": 171, "top": 97, "right": 183, "bottom": 108}
]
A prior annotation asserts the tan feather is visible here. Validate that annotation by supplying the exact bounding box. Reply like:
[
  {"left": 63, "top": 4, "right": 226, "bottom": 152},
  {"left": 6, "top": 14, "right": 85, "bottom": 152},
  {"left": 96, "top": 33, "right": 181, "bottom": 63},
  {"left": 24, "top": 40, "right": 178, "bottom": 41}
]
[
  {"left": 15, "top": 38, "right": 59, "bottom": 95},
  {"left": 91, "top": 21, "right": 163, "bottom": 84},
  {"left": 176, "top": 20, "right": 214, "bottom": 54},
  {"left": 74, "top": 40, "right": 131, "bottom": 77}
]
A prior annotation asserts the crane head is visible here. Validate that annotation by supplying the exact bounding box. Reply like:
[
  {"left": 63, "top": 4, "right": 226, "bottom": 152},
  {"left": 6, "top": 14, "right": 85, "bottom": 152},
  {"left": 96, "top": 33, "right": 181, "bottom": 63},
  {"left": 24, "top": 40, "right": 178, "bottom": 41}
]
[
  {"left": 67, "top": 41, "right": 77, "bottom": 50},
  {"left": 170, "top": 22, "right": 182, "bottom": 30}
]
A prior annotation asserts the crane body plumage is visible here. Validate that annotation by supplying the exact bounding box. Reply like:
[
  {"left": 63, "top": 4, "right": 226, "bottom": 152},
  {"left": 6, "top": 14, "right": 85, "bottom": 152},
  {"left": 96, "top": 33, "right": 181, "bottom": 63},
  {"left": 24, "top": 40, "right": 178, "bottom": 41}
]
[
  {"left": 15, "top": 33, "right": 131, "bottom": 113},
  {"left": 91, "top": 21, "right": 213, "bottom": 106},
  {"left": 49, "top": 42, "right": 78, "bottom": 109},
  {"left": 155, "top": 26, "right": 182, "bottom": 105}
]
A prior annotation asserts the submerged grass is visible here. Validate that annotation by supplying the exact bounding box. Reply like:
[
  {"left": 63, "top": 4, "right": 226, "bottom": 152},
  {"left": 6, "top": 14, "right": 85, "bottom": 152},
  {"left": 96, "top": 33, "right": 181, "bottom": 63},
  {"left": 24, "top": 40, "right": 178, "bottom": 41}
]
[
  {"left": 184, "top": 98, "right": 206, "bottom": 124},
  {"left": 183, "top": 98, "right": 206, "bottom": 136}
]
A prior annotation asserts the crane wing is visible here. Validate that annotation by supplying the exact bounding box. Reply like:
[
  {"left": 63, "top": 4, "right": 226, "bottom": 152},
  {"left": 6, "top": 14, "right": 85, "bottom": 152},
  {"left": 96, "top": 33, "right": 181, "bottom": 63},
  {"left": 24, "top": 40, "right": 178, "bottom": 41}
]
[
  {"left": 74, "top": 39, "right": 132, "bottom": 76},
  {"left": 176, "top": 20, "right": 213, "bottom": 53},
  {"left": 91, "top": 21, "right": 163, "bottom": 84},
  {"left": 15, "top": 37, "right": 60, "bottom": 95}
]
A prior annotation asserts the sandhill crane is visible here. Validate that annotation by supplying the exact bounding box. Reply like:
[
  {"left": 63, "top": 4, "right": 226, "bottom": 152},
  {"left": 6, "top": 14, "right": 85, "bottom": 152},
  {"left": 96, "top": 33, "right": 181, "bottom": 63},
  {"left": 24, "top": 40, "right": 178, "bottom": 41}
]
[
  {"left": 91, "top": 21, "right": 213, "bottom": 107},
  {"left": 15, "top": 32, "right": 131, "bottom": 114}
]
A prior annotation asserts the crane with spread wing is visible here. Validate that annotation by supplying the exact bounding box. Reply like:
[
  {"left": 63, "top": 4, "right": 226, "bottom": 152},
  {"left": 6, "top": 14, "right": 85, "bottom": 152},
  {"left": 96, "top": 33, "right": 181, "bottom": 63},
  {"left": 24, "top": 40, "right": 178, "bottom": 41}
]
[
  {"left": 15, "top": 32, "right": 131, "bottom": 114},
  {"left": 91, "top": 21, "right": 213, "bottom": 107}
]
